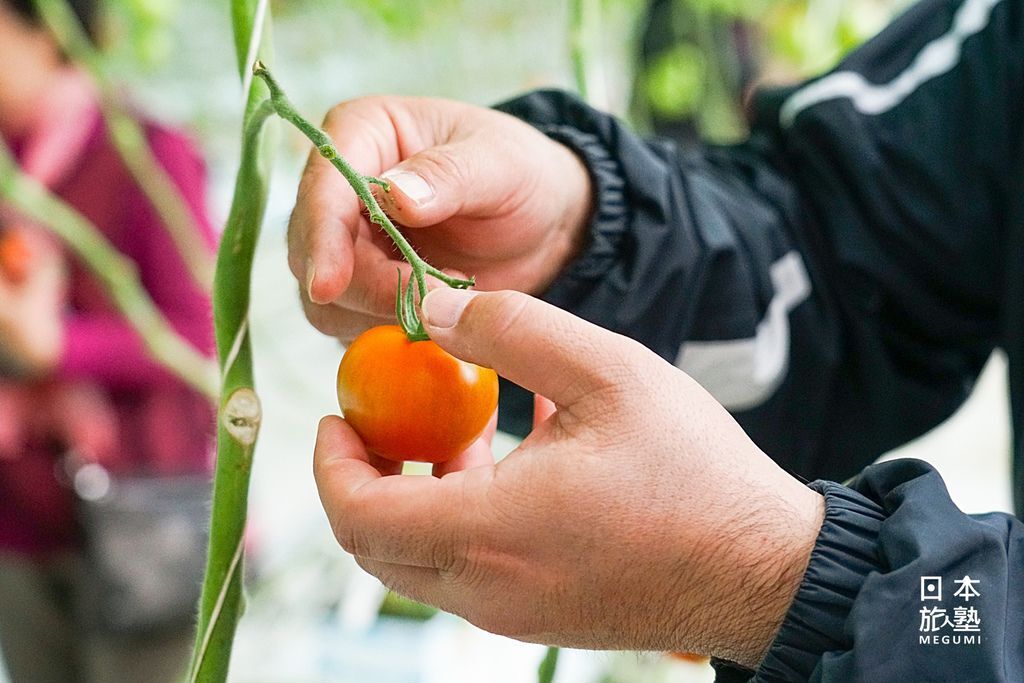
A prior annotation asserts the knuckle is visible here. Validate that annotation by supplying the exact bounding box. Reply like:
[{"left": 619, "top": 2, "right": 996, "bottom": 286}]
[
  {"left": 431, "top": 485, "right": 473, "bottom": 576},
  {"left": 286, "top": 247, "right": 304, "bottom": 283},
  {"left": 463, "top": 581, "right": 536, "bottom": 639},
  {"left": 322, "top": 98, "right": 365, "bottom": 130},
  {"left": 332, "top": 492, "right": 375, "bottom": 557},
  {"left": 300, "top": 294, "right": 350, "bottom": 339},
  {"left": 591, "top": 337, "right": 655, "bottom": 393},
  {"left": 470, "top": 605, "right": 514, "bottom": 637},
  {"left": 555, "top": 338, "right": 656, "bottom": 430},
  {"left": 300, "top": 293, "right": 331, "bottom": 329},
  {"left": 435, "top": 473, "right": 489, "bottom": 578},
  {"left": 323, "top": 96, "right": 393, "bottom": 142},
  {"left": 436, "top": 542, "right": 465, "bottom": 579},
  {"left": 330, "top": 516, "right": 360, "bottom": 556},
  {"left": 351, "top": 271, "right": 398, "bottom": 317},
  {"left": 470, "top": 290, "right": 530, "bottom": 342},
  {"left": 412, "top": 146, "right": 467, "bottom": 190}
]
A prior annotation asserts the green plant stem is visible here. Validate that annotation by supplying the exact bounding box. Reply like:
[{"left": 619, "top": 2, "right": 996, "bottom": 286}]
[
  {"left": 251, "top": 63, "right": 474, "bottom": 338},
  {"left": 570, "top": 0, "right": 606, "bottom": 108},
  {"left": 35, "top": 0, "right": 216, "bottom": 292},
  {"left": 187, "top": 100, "right": 273, "bottom": 683},
  {"left": 538, "top": 645, "right": 560, "bottom": 683},
  {"left": 569, "top": 0, "right": 590, "bottom": 100},
  {"left": 187, "top": 1, "right": 274, "bottom": 680},
  {"left": 0, "top": 139, "right": 218, "bottom": 400}
]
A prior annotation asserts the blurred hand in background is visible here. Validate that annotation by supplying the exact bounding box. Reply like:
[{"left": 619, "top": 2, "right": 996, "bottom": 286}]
[{"left": 0, "top": 226, "right": 65, "bottom": 377}]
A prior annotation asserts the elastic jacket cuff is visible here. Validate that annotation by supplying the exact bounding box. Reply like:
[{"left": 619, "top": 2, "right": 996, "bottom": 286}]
[
  {"left": 532, "top": 124, "right": 629, "bottom": 283},
  {"left": 753, "top": 481, "right": 887, "bottom": 681}
]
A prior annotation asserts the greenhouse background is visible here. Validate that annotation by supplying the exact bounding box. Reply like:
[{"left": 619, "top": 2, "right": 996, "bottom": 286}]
[{"left": 0, "top": 0, "right": 1012, "bottom": 681}]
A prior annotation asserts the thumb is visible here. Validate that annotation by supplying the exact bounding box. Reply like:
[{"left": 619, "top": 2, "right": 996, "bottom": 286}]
[
  {"left": 421, "top": 288, "right": 639, "bottom": 407},
  {"left": 377, "top": 140, "right": 513, "bottom": 228}
]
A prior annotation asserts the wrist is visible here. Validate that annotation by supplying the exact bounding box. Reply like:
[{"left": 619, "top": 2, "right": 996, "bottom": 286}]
[
  {"left": 708, "top": 482, "right": 825, "bottom": 668},
  {"left": 542, "top": 139, "right": 593, "bottom": 290},
  {"left": 754, "top": 480, "right": 887, "bottom": 681}
]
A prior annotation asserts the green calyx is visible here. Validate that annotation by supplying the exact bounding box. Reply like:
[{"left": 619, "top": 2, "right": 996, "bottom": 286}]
[{"left": 395, "top": 270, "right": 430, "bottom": 341}]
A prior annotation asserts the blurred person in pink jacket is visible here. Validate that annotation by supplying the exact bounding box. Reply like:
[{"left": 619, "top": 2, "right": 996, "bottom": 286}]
[{"left": 0, "top": 1, "right": 216, "bottom": 681}]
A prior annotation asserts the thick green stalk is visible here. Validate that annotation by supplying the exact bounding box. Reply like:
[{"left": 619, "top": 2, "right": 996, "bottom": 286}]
[
  {"left": 34, "top": 0, "right": 216, "bottom": 292},
  {"left": 187, "top": 1, "right": 274, "bottom": 680},
  {"left": 187, "top": 100, "right": 273, "bottom": 683},
  {"left": 0, "top": 139, "right": 218, "bottom": 399}
]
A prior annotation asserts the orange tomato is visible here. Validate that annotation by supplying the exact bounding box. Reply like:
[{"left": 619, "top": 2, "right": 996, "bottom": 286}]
[
  {"left": 0, "top": 229, "right": 31, "bottom": 285},
  {"left": 337, "top": 325, "right": 499, "bottom": 463}
]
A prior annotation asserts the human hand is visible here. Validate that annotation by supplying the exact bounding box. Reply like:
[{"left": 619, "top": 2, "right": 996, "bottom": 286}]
[
  {"left": 314, "top": 289, "right": 824, "bottom": 667},
  {"left": 0, "top": 228, "right": 64, "bottom": 377},
  {"left": 0, "top": 385, "right": 29, "bottom": 460},
  {"left": 288, "top": 96, "right": 592, "bottom": 342},
  {"left": 51, "top": 383, "right": 120, "bottom": 467}
]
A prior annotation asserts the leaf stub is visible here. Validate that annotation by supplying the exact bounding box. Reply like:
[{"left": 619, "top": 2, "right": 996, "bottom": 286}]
[{"left": 222, "top": 387, "right": 262, "bottom": 447}]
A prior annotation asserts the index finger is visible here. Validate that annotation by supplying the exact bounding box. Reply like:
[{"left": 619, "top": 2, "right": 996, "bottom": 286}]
[
  {"left": 287, "top": 149, "right": 355, "bottom": 304},
  {"left": 313, "top": 415, "right": 478, "bottom": 569},
  {"left": 288, "top": 100, "right": 404, "bottom": 306}
]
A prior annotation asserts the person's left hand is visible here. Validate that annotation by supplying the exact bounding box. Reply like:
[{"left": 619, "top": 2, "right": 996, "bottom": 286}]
[
  {"left": 314, "top": 288, "right": 824, "bottom": 668},
  {"left": 0, "top": 228, "right": 65, "bottom": 377}
]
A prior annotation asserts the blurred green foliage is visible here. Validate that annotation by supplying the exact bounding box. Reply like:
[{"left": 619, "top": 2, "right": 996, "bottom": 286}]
[
  {"left": 100, "top": 0, "right": 181, "bottom": 68},
  {"left": 633, "top": 0, "right": 910, "bottom": 140},
  {"left": 90, "top": 0, "right": 910, "bottom": 144},
  {"left": 96, "top": 0, "right": 433, "bottom": 70},
  {"left": 644, "top": 42, "right": 707, "bottom": 117},
  {"left": 276, "top": 0, "right": 429, "bottom": 34}
]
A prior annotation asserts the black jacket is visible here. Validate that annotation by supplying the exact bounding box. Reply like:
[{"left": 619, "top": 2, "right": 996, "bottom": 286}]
[{"left": 499, "top": 0, "right": 1024, "bottom": 679}]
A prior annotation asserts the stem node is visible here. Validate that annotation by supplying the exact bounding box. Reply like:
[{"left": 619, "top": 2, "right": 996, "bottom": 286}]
[{"left": 222, "top": 387, "right": 262, "bottom": 447}]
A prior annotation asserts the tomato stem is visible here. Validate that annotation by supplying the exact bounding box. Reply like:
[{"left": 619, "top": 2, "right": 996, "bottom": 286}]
[{"left": 252, "top": 62, "right": 473, "bottom": 341}]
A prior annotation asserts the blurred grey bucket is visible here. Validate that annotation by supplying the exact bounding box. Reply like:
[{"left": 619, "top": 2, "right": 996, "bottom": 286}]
[{"left": 72, "top": 462, "right": 212, "bottom": 636}]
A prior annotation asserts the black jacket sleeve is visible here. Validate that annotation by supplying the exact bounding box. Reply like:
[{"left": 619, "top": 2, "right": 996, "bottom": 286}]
[
  {"left": 497, "top": 0, "right": 1023, "bottom": 492},
  {"left": 741, "top": 459, "right": 1024, "bottom": 682},
  {"left": 499, "top": 4, "right": 1024, "bottom": 678}
]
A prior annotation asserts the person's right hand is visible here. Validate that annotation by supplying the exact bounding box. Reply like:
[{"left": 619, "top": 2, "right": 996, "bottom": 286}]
[
  {"left": 288, "top": 96, "right": 594, "bottom": 342},
  {"left": 313, "top": 288, "right": 824, "bottom": 666}
]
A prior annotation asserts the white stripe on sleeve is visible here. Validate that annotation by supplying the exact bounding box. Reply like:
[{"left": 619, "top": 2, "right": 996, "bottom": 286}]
[
  {"left": 780, "top": 0, "right": 1004, "bottom": 127},
  {"left": 675, "top": 251, "right": 812, "bottom": 412}
]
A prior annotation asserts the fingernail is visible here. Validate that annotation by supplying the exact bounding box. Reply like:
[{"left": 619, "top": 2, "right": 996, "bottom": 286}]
[
  {"left": 422, "top": 288, "right": 476, "bottom": 329},
  {"left": 305, "top": 258, "right": 318, "bottom": 301},
  {"left": 381, "top": 170, "right": 434, "bottom": 207}
]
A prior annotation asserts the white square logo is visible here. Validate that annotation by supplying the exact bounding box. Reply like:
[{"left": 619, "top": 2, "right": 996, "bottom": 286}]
[{"left": 921, "top": 576, "right": 943, "bottom": 601}]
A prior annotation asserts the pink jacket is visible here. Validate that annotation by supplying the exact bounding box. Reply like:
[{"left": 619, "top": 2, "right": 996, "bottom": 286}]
[{"left": 0, "top": 71, "right": 217, "bottom": 557}]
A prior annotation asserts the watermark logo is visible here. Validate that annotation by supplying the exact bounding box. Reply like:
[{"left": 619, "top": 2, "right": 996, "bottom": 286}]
[
  {"left": 953, "top": 575, "right": 980, "bottom": 602},
  {"left": 921, "top": 576, "right": 942, "bottom": 601},
  {"left": 918, "top": 575, "right": 982, "bottom": 645}
]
